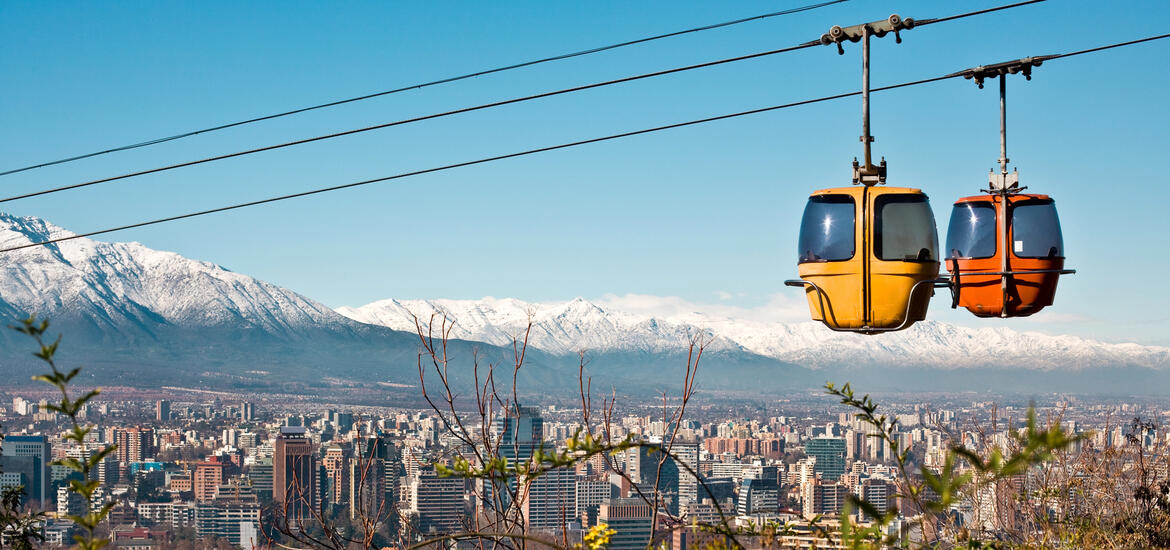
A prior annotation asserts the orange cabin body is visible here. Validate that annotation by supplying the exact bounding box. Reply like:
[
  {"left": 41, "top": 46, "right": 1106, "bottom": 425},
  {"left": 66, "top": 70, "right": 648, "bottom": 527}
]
[{"left": 945, "top": 193, "right": 1064, "bottom": 318}]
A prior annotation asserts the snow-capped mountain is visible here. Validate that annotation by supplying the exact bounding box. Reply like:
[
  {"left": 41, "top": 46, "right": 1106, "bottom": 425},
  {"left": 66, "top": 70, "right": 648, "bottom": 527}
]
[
  {"left": 0, "top": 213, "right": 369, "bottom": 339},
  {"left": 1, "top": 210, "right": 1166, "bottom": 395},
  {"left": 337, "top": 297, "right": 1170, "bottom": 371}
]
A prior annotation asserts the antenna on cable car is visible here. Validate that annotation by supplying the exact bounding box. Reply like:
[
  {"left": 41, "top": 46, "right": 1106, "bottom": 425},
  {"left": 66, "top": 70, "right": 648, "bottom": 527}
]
[
  {"left": 943, "top": 57, "right": 1075, "bottom": 319},
  {"left": 818, "top": 15, "right": 915, "bottom": 186}
]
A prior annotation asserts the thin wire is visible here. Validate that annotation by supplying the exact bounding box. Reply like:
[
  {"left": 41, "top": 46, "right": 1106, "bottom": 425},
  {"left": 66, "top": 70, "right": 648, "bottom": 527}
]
[
  {"left": 6, "top": 29, "right": 1167, "bottom": 255},
  {"left": 0, "top": 0, "right": 849, "bottom": 178},
  {"left": 0, "top": 42, "right": 820, "bottom": 205},
  {"left": 0, "top": 74, "right": 961, "bottom": 254},
  {"left": 0, "top": 0, "right": 1055, "bottom": 207},
  {"left": 913, "top": 0, "right": 1046, "bottom": 26},
  {"left": 1047, "top": 32, "right": 1170, "bottom": 59}
]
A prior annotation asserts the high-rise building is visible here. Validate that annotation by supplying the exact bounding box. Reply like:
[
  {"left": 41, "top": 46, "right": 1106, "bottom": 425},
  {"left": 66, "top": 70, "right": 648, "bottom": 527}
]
[
  {"left": 156, "top": 400, "right": 170, "bottom": 422},
  {"left": 520, "top": 466, "right": 576, "bottom": 534},
  {"left": 1, "top": 435, "right": 50, "bottom": 503},
  {"left": 348, "top": 456, "right": 386, "bottom": 520},
  {"left": 672, "top": 440, "right": 701, "bottom": 512},
  {"left": 803, "top": 480, "right": 847, "bottom": 517},
  {"left": 247, "top": 457, "right": 273, "bottom": 502},
  {"left": 410, "top": 470, "right": 464, "bottom": 535},
  {"left": 736, "top": 477, "right": 780, "bottom": 515},
  {"left": 194, "top": 458, "right": 227, "bottom": 502},
  {"left": 241, "top": 402, "right": 255, "bottom": 422},
  {"left": 806, "top": 437, "right": 846, "bottom": 481},
  {"left": 273, "top": 427, "right": 317, "bottom": 523},
  {"left": 195, "top": 480, "right": 261, "bottom": 547},
  {"left": 493, "top": 405, "right": 543, "bottom": 466},
  {"left": 576, "top": 478, "right": 613, "bottom": 526},
  {"left": 115, "top": 427, "right": 154, "bottom": 464},
  {"left": 598, "top": 498, "right": 653, "bottom": 550},
  {"left": 323, "top": 444, "right": 349, "bottom": 506}
]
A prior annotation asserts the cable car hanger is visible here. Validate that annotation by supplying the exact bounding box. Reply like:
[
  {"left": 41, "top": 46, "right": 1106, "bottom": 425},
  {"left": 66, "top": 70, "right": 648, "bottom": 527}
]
[
  {"left": 786, "top": 14, "right": 949, "bottom": 335},
  {"left": 942, "top": 57, "right": 1076, "bottom": 317}
]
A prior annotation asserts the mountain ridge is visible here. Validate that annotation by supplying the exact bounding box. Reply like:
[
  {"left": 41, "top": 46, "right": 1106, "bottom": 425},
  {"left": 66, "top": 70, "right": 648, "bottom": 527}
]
[
  {"left": 1, "top": 211, "right": 1167, "bottom": 396},
  {"left": 337, "top": 297, "right": 1170, "bottom": 372}
]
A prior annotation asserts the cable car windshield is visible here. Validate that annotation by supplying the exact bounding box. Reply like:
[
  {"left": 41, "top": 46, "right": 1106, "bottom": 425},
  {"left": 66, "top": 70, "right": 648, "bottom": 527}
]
[
  {"left": 875, "top": 194, "right": 938, "bottom": 261},
  {"left": 1012, "top": 200, "right": 1063, "bottom": 258},
  {"left": 798, "top": 195, "right": 855, "bottom": 263},
  {"left": 946, "top": 202, "right": 997, "bottom": 259}
]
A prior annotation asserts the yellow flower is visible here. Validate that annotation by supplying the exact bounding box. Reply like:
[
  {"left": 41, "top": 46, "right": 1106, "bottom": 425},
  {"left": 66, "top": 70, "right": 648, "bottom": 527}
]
[{"left": 583, "top": 523, "right": 617, "bottom": 550}]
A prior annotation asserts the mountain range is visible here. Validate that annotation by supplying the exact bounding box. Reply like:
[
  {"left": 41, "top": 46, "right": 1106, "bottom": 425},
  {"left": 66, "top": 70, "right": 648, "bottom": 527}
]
[{"left": 1, "top": 211, "right": 1167, "bottom": 396}]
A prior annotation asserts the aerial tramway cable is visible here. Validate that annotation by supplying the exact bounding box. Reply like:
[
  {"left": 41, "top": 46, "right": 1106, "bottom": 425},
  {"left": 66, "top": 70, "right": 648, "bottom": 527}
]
[
  {"left": 2, "top": 30, "right": 1164, "bottom": 256},
  {"left": 0, "top": 0, "right": 1049, "bottom": 206},
  {"left": 0, "top": 0, "right": 851, "bottom": 178}
]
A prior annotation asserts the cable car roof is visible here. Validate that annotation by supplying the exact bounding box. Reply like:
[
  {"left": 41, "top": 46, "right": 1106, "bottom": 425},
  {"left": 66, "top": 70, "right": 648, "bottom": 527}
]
[
  {"left": 953, "top": 193, "right": 1051, "bottom": 204},
  {"left": 808, "top": 186, "right": 927, "bottom": 196}
]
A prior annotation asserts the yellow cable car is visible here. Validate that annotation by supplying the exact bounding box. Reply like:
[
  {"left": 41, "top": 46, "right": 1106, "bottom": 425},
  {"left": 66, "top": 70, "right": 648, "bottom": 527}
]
[
  {"left": 786, "top": 15, "right": 942, "bottom": 334},
  {"left": 790, "top": 185, "right": 940, "bottom": 333}
]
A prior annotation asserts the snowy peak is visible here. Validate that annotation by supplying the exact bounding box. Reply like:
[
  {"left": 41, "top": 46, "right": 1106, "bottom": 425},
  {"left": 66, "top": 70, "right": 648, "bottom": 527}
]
[
  {"left": 336, "top": 297, "right": 741, "bottom": 355},
  {"left": 338, "top": 297, "right": 1170, "bottom": 371},
  {"left": 0, "top": 212, "right": 353, "bottom": 337}
]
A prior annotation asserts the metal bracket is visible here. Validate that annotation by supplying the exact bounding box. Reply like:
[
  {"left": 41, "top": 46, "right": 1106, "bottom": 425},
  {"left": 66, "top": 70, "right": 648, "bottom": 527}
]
[
  {"left": 952, "top": 56, "right": 1054, "bottom": 89},
  {"left": 819, "top": 14, "right": 916, "bottom": 55},
  {"left": 988, "top": 168, "right": 1020, "bottom": 192},
  {"left": 852, "top": 157, "right": 887, "bottom": 186}
]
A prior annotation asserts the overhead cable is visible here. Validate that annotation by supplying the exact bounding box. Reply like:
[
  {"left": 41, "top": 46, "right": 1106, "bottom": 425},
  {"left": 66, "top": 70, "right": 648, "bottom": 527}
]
[
  {"left": 0, "top": 0, "right": 849, "bottom": 177},
  {"left": 3, "top": 30, "right": 1165, "bottom": 255},
  {"left": 0, "top": 0, "right": 1054, "bottom": 206}
]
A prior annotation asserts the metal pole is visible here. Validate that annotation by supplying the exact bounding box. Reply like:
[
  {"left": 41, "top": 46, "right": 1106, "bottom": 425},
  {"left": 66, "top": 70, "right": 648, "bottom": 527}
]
[
  {"left": 999, "top": 75, "right": 1008, "bottom": 175},
  {"left": 999, "top": 75, "right": 1010, "bottom": 317},
  {"left": 862, "top": 25, "right": 872, "bottom": 170}
]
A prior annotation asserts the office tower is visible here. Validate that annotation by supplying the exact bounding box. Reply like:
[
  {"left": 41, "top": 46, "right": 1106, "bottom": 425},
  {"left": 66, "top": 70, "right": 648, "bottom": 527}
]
[
  {"left": 598, "top": 498, "right": 653, "bottom": 550},
  {"left": 241, "top": 402, "right": 255, "bottom": 422},
  {"left": 493, "top": 405, "right": 543, "bottom": 466},
  {"left": 323, "top": 444, "right": 349, "bottom": 506},
  {"left": 156, "top": 400, "right": 170, "bottom": 422},
  {"left": 410, "top": 470, "right": 464, "bottom": 535},
  {"left": 195, "top": 480, "right": 261, "bottom": 547},
  {"left": 672, "top": 440, "right": 701, "bottom": 511},
  {"left": 803, "top": 480, "right": 847, "bottom": 517},
  {"left": 194, "top": 458, "right": 227, "bottom": 502},
  {"left": 115, "top": 427, "right": 154, "bottom": 464},
  {"left": 736, "top": 476, "right": 780, "bottom": 515},
  {"left": 1, "top": 435, "right": 50, "bottom": 503},
  {"left": 576, "top": 479, "right": 613, "bottom": 526},
  {"left": 806, "top": 437, "right": 847, "bottom": 481},
  {"left": 348, "top": 456, "right": 385, "bottom": 520},
  {"left": 248, "top": 457, "right": 273, "bottom": 502},
  {"left": 274, "top": 427, "right": 317, "bottom": 523},
  {"left": 520, "top": 466, "right": 576, "bottom": 534}
]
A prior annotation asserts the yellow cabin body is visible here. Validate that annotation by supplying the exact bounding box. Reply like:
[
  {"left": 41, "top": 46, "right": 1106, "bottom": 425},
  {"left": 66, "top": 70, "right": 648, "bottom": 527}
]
[{"left": 796, "top": 186, "right": 939, "bottom": 332}]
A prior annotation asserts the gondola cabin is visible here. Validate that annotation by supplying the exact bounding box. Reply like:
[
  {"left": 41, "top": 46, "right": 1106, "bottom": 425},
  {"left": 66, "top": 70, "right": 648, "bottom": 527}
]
[
  {"left": 945, "top": 193, "right": 1065, "bottom": 317},
  {"left": 794, "top": 186, "right": 940, "bottom": 333}
]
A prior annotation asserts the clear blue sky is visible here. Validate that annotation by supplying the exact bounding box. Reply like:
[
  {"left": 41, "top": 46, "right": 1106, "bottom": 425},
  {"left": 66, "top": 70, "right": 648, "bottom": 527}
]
[{"left": 1, "top": 1, "right": 1168, "bottom": 344}]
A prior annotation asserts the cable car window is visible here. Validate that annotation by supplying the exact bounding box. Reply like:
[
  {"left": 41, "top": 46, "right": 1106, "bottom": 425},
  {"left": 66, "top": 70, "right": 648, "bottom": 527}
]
[
  {"left": 1011, "top": 200, "right": 1063, "bottom": 258},
  {"left": 875, "top": 194, "right": 938, "bottom": 262},
  {"left": 798, "top": 195, "right": 855, "bottom": 263},
  {"left": 946, "top": 202, "right": 997, "bottom": 259}
]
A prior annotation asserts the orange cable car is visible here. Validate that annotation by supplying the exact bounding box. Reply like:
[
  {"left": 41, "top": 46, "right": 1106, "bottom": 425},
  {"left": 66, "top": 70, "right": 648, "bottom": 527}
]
[
  {"left": 944, "top": 57, "right": 1074, "bottom": 318},
  {"left": 946, "top": 192, "right": 1067, "bottom": 317},
  {"left": 785, "top": 15, "right": 945, "bottom": 334}
]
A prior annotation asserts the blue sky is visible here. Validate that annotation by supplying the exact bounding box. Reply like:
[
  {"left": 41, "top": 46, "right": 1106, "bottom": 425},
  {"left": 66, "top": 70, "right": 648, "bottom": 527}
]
[{"left": 1, "top": 1, "right": 1168, "bottom": 345}]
